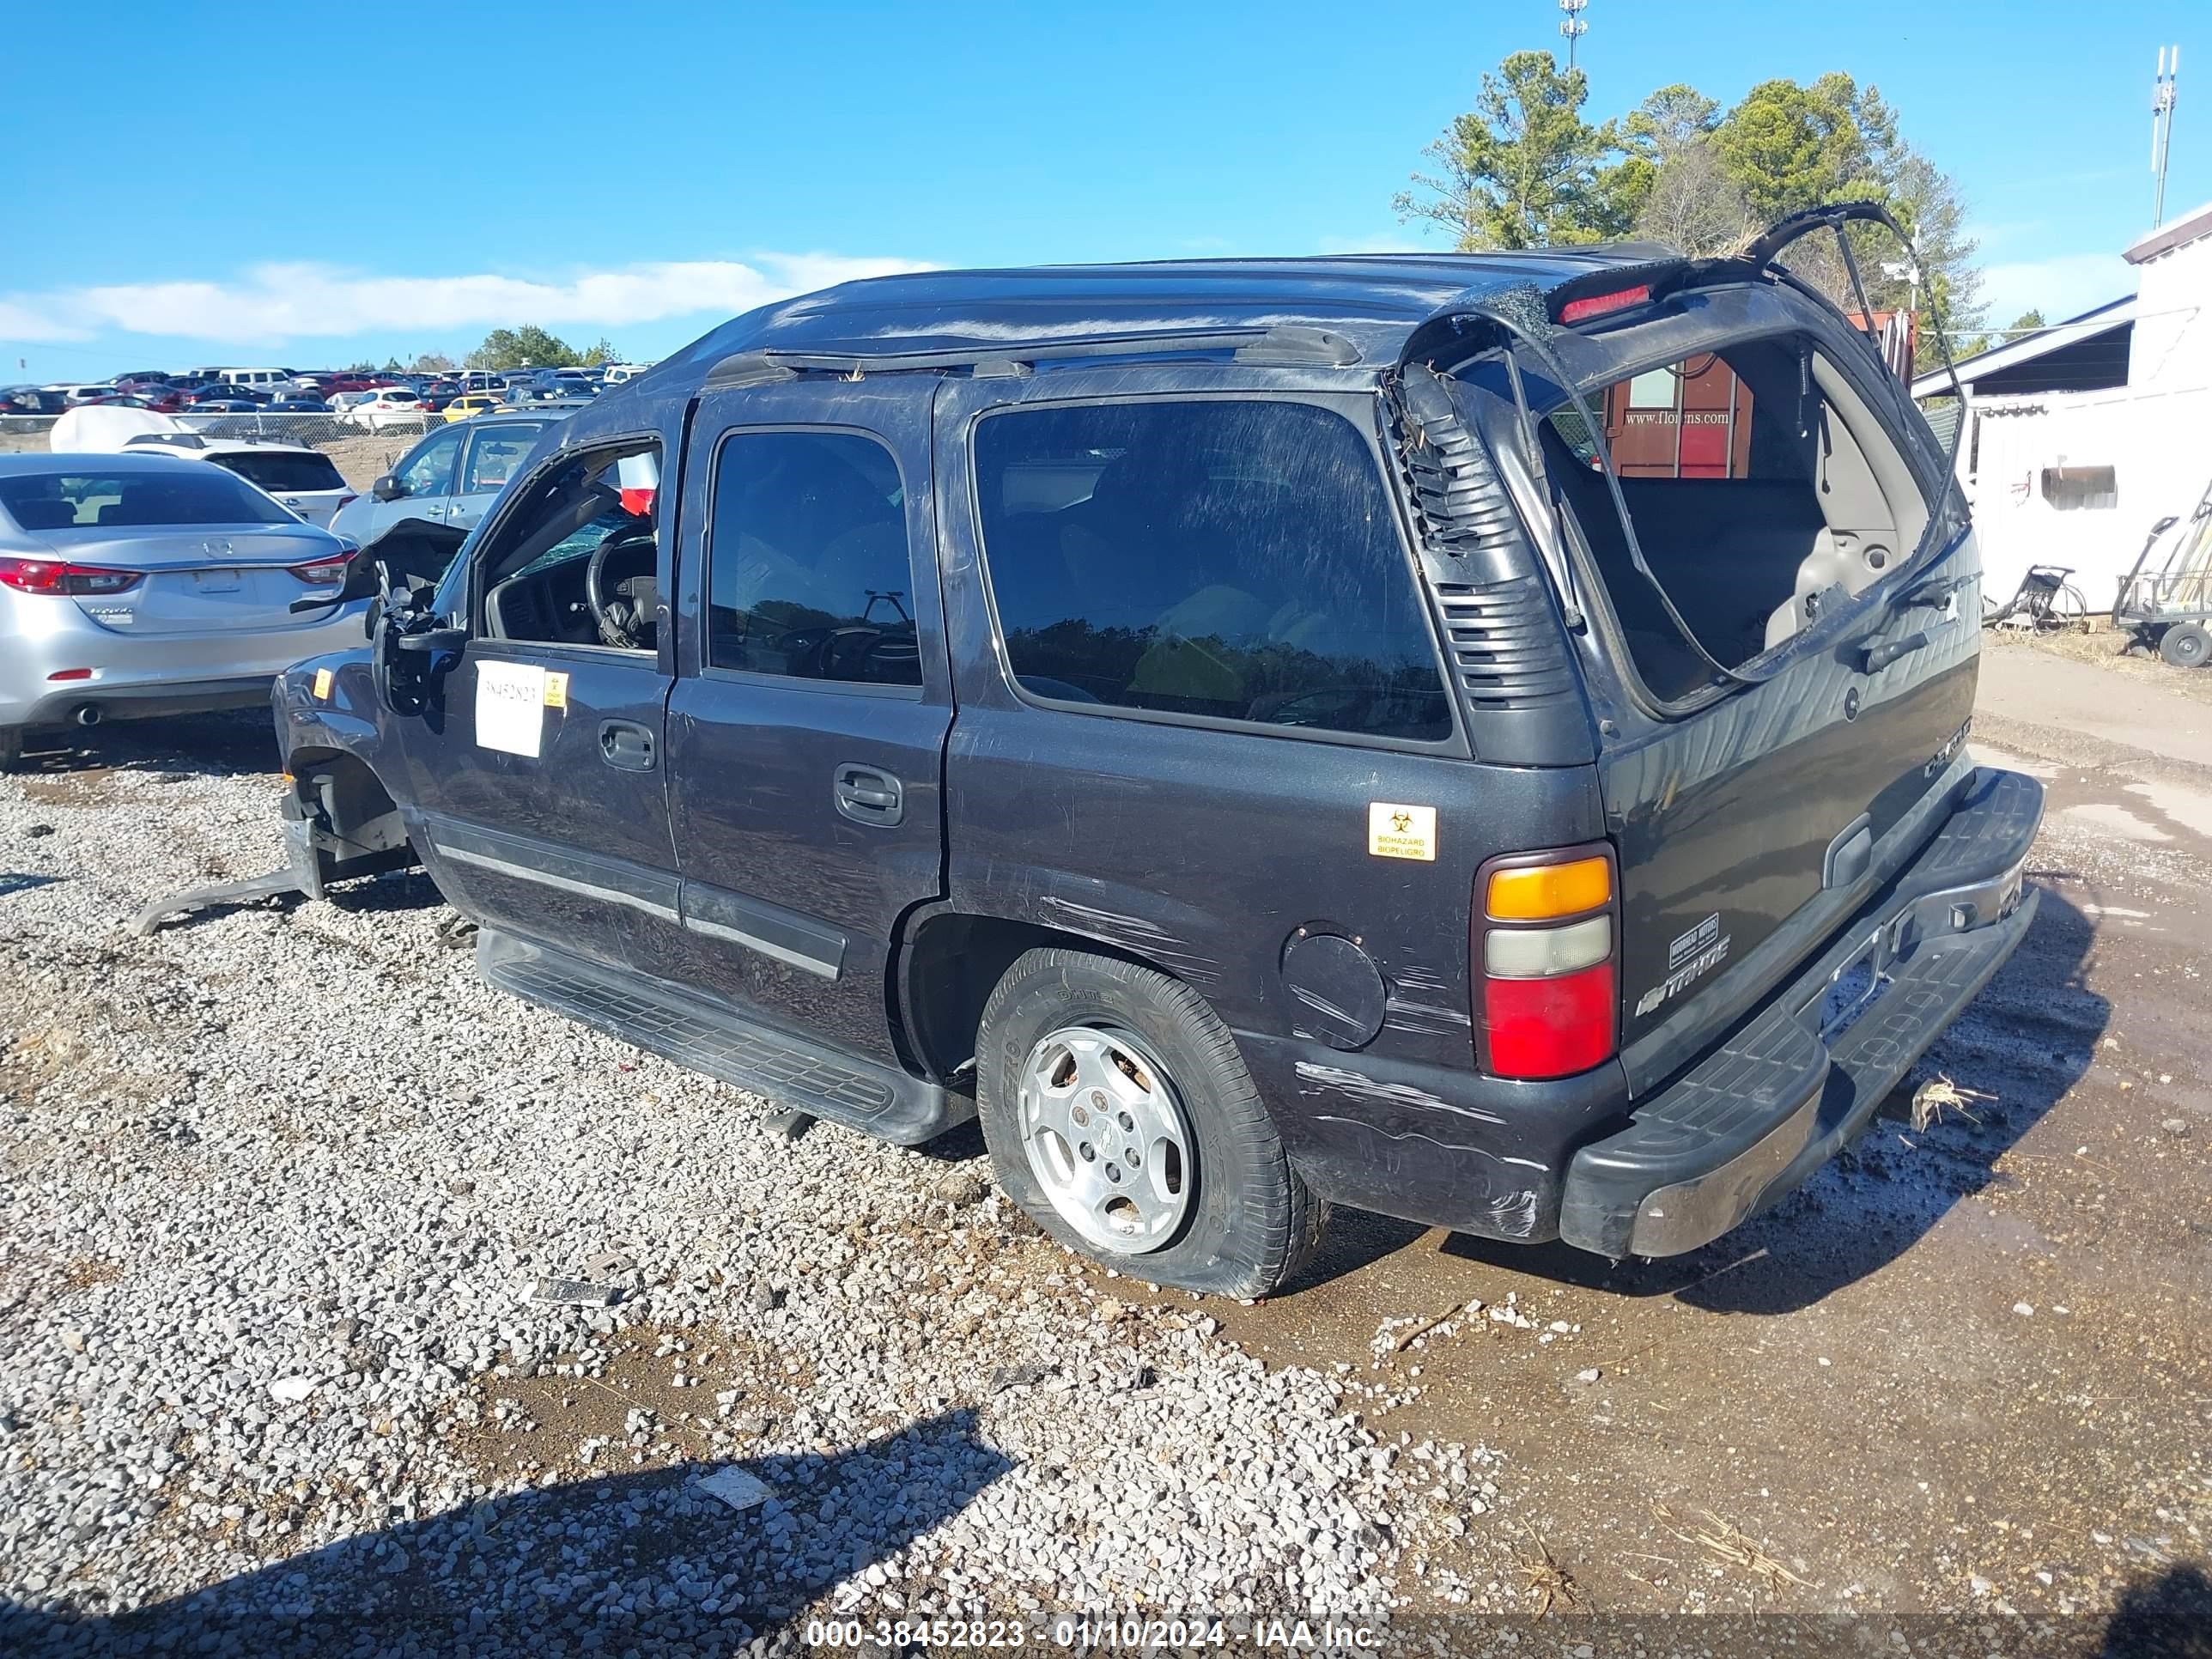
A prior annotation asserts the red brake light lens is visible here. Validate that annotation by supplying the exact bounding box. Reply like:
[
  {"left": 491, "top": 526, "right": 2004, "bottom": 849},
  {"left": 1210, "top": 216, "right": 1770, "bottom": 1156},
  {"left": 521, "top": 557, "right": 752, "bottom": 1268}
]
[
  {"left": 288, "top": 553, "right": 353, "bottom": 586},
  {"left": 1557, "top": 284, "right": 1653, "bottom": 325},
  {"left": 1474, "top": 844, "right": 1621, "bottom": 1080},
  {"left": 1482, "top": 963, "right": 1618, "bottom": 1079},
  {"left": 0, "top": 556, "right": 144, "bottom": 596}
]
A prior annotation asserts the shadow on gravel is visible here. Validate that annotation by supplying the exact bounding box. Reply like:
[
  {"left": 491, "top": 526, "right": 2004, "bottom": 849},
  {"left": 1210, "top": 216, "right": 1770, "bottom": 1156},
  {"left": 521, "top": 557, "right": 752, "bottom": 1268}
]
[
  {"left": 0, "top": 873, "right": 64, "bottom": 900},
  {"left": 2101, "top": 1564, "right": 2212, "bottom": 1659},
  {"left": 1442, "top": 885, "right": 2109, "bottom": 1317},
  {"left": 9, "top": 711, "right": 279, "bottom": 781},
  {"left": 0, "top": 1408, "right": 1012, "bottom": 1658}
]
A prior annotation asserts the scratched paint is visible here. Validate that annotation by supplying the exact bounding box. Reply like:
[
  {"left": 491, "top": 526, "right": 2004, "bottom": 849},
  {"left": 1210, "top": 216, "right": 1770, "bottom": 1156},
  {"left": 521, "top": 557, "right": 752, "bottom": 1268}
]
[
  {"left": 1040, "top": 892, "right": 1223, "bottom": 985},
  {"left": 1294, "top": 1060, "right": 1505, "bottom": 1127}
]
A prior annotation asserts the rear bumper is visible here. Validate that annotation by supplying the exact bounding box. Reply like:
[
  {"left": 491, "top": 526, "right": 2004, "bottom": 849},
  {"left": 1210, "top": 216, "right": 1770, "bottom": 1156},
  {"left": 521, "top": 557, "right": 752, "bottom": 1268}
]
[
  {"left": 14, "top": 675, "right": 278, "bottom": 728},
  {"left": 1557, "top": 767, "right": 2043, "bottom": 1257}
]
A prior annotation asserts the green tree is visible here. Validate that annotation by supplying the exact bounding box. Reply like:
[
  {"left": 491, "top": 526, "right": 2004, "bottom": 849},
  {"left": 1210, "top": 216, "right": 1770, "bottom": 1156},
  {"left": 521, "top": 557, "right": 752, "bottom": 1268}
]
[
  {"left": 1713, "top": 76, "right": 1875, "bottom": 223},
  {"left": 466, "top": 325, "right": 580, "bottom": 371},
  {"left": 1394, "top": 52, "right": 1631, "bottom": 249},
  {"left": 2008, "top": 309, "right": 2045, "bottom": 333},
  {"left": 410, "top": 350, "right": 457, "bottom": 374},
  {"left": 1619, "top": 84, "right": 1752, "bottom": 255},
  {"left": 574, "top": 337, "right": 619, "bottom": 368}
]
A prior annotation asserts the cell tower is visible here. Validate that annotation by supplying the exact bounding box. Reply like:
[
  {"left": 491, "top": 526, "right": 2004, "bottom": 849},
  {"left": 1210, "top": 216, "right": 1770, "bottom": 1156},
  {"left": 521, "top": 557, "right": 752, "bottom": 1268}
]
[
  {"left": 2152, "top": 46, "right": 2180, "bottom": 226},
  {"left": 1559, "top": 0, "right": 1588, "bottom": 70}
]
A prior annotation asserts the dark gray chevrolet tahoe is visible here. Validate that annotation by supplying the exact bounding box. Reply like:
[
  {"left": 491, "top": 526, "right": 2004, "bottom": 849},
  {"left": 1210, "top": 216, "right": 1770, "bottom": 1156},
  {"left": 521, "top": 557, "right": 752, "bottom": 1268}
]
[{"left": 255, "top": 218, "right": 2040, "bottom": 1296}]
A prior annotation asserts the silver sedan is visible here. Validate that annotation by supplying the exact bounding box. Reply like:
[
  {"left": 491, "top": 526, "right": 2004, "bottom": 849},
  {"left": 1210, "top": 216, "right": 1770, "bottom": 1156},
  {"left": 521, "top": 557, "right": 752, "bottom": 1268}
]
[{"left": 0, "top": 453, "right": 370, "bottom": 769}]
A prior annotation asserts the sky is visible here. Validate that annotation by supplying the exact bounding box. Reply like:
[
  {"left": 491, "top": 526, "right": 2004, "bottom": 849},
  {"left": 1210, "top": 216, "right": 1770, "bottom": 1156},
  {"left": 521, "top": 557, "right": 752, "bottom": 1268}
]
[{"left": 3, "top": 0, "right": 2204, "bottom": 381}]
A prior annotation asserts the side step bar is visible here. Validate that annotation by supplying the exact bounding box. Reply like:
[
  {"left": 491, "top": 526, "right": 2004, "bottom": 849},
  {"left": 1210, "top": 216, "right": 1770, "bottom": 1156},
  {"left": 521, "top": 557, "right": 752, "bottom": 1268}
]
[{"left": 477, "top": 928, "right": 969, "bottom": 1146}]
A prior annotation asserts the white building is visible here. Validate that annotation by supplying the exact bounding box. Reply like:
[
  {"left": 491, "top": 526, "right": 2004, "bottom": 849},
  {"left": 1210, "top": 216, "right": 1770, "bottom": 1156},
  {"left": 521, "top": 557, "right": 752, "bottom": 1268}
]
[{"left": 1914, "top": 198, "right": 2212, "bottom": 611}]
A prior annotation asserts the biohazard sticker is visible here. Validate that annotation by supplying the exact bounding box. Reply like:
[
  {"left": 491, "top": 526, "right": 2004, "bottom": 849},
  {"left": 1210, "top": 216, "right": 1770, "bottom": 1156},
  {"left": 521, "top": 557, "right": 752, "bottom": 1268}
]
[
  {"left": 1368, "top": 802, "right": 1437, "bottom": 862},
  {"left": 311, "top": 668, "right": 333, "bottom": 700}
]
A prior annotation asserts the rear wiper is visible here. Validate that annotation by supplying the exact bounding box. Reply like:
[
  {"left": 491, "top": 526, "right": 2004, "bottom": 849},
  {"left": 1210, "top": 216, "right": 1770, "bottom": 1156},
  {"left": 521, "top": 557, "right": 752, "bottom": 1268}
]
[
  {"left": 1861, "top": 630, "right": 1929, "bottom": 673},
  {"left": 1892, "top": 570, "right": 1972, "bottom": 614}
]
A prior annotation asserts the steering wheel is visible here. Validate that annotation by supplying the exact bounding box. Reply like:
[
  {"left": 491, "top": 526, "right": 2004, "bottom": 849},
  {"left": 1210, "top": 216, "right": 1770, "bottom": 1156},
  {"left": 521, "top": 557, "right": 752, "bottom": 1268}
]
[
  {"left": 586, "top": 525, "right": 658, "bottom": 649},
  {"left": 773, "top": 624, "right": 903, "bottom": 680}
]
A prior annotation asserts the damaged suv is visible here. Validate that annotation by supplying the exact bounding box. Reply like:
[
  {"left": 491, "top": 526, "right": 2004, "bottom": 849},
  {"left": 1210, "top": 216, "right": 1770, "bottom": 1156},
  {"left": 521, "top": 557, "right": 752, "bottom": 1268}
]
[{"left": 221, "top": 208, "right": 2039, "bottom": 1295}]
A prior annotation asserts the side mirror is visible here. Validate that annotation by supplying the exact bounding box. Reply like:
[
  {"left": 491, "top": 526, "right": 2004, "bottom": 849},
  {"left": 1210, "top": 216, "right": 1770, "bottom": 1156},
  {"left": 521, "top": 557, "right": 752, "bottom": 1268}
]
[
  {"left": 371, "top": 473, "right": 408, "bottom": 502},
  {"left": 395, "top": 627, "right": 468, "bottom": 658}
]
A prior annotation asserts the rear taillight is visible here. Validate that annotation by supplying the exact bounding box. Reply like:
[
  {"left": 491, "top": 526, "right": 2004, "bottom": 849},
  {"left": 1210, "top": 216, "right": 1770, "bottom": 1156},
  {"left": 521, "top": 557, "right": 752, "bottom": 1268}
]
[
  {"left": 288, "top": 553, "right": 353, "bottom": 586},
  {"left": 0, "top": 556, "right": 145, "bottom": 596},
  {"left": 1475, "top": 845, "right": 1620, "bottom": 1080},
  {"left": 334, "top": 494, "right": 360, "bottom": 512}
]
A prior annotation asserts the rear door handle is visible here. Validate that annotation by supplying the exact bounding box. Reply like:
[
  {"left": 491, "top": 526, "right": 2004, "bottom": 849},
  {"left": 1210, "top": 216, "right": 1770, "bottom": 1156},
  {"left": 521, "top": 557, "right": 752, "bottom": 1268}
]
[
  {"left": 599, "top": 719, "right": 657, "bottom": 770},
  {"left": 834, "top": 763, "right": 903, "bottom": 826}
]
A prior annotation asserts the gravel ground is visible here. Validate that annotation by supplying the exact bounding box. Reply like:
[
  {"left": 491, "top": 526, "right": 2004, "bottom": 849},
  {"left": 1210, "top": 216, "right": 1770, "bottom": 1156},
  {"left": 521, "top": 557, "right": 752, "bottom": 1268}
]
[
  {"left": 0, "top": 723, "right": 1504, "bottom": 1655},
  {"left": 3, "top": 708, "right": 2208, "bottom": 1658}
]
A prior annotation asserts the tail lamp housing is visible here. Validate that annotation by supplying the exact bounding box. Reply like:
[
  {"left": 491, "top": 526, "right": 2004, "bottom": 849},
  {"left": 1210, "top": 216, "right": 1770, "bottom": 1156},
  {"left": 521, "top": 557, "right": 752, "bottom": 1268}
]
[
  {"left": 1474, "top": 843, "right": 1620, "bottom": 1080},
  {"left": 0, "top": 556, "right": 145, "bottom": 596},
  {"left": 287, "top": 552, "right": 354, "bottom": 586}
]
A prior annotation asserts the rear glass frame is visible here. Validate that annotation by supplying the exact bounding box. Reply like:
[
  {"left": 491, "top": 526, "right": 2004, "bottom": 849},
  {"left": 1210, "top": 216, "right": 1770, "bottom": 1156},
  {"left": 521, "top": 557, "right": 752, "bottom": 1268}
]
[
  {"left": 964, "top": 391, "right": 1462, "bottom": 754},
  {"left": 0, "top": 465, "right": 299, "bottom": 530},
  {"left": 1467, "top": 299, "right": 1966, "bottom": 720}
]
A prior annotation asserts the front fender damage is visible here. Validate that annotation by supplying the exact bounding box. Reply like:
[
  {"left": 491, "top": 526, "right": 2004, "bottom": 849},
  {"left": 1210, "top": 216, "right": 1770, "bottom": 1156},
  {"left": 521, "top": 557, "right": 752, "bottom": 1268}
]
[{"left": 130, "top": 769, "right": 416, "bottom": 936}]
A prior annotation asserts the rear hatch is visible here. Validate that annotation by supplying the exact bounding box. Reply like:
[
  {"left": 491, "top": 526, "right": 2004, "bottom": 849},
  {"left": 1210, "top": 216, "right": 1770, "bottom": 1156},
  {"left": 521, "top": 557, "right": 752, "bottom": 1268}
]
[
  {"left": 202, "top": 449, "right": 355, "bottom": 526},
  {"left": 1462, "top": 259, "right": 1980, "bottom": 1094}
]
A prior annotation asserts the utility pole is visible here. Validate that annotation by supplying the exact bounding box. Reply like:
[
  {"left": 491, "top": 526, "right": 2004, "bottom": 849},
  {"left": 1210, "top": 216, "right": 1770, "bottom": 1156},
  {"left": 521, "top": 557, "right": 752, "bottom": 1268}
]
[
  {"left": 2153, "top": 46, "right": 2179, "bottom": 226},
  {"left": 1559, "top": 0, "right": 1588, "bottom": 70}
]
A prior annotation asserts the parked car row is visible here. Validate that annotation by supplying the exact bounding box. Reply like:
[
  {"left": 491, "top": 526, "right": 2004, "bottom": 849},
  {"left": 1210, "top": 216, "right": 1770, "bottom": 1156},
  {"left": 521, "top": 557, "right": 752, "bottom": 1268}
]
[{"left": 2, "top": 362, "right": 654, "bottom": 424}]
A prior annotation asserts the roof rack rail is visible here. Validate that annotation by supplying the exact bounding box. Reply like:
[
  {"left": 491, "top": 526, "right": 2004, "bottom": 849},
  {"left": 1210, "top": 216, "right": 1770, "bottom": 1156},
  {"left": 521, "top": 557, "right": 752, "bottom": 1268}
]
[{"left": 703, "top": 323, "right": 1360, "bottom": 389}]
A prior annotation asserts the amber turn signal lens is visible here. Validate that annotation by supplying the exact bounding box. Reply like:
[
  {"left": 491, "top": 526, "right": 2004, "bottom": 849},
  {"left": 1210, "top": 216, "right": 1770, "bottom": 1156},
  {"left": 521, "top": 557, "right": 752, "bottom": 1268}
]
[{"left": 1487, "top": 855, "right": 1611, "bottom": 921}]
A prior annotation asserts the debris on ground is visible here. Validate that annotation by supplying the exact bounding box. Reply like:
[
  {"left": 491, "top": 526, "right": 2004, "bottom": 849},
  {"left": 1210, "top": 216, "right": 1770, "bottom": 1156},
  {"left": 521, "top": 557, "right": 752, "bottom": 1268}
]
[
  {"left": 526, "top": 1278, "right": 620, "bottom": 1308},
  {"left": 1654, "top": 1504, "right": 1816, "bottom": 1590},
  {"left": 694, "top": 1466, "right": 775, "bottom": 1513},
  {"left": 1911, "top": 1073, "right": 1997, "bottom": 1131},
  {"left": 1516, "top": 1525, "right": 1579, "bottom": 1614}
]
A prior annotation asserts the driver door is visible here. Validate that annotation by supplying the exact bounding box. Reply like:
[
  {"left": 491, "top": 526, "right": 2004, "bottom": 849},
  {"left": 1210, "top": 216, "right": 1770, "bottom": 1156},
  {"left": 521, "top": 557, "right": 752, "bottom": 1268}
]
[{"left": 391, "top": 434, "right": 678, "bottom": 975}]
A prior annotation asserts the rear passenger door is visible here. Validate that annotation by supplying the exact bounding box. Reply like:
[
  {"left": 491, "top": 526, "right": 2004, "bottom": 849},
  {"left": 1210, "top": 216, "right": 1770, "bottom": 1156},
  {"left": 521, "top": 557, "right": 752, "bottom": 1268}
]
[{"left": 658, "top": 379, "right": 951, "bottom": 1066}]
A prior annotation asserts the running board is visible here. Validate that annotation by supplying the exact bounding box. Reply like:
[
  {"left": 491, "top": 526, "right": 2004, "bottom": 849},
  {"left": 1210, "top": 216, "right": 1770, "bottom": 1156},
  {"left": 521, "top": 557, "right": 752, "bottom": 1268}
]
[{"left": 476, "top": 928, "right": 967, "bottom": 1146}]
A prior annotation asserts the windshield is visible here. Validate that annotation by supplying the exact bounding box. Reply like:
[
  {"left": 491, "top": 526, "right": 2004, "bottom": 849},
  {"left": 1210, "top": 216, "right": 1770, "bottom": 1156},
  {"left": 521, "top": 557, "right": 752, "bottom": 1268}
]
[{"left": 0, "top": 467, "right": 297, "bottom": 530}]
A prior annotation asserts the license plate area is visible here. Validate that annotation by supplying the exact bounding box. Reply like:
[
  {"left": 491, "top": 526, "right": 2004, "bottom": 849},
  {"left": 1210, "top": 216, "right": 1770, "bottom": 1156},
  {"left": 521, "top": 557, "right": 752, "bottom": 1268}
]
[
  {"left": 192, "top": 569, "right": 242, "bottom": 594},
  {"left": 1812, "top": 926, "right": 1892, "bottom": 1042}
]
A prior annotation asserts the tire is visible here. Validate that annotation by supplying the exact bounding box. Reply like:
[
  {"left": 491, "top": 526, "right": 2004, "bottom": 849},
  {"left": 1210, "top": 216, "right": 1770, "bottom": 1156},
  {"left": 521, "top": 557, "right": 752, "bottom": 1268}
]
[
  {"left": 2160, "top": 622, "right": 2211, "bottom": 669},
  {"left": 975, "top": 947, "right": 1325, "bottom": 1297}
]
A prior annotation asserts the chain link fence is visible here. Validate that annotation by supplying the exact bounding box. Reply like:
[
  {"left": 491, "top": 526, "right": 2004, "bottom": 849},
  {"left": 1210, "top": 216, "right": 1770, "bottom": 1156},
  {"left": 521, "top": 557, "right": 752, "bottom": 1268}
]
[{"left": 0, "top": 410, "right": 435, "bottom": 452}]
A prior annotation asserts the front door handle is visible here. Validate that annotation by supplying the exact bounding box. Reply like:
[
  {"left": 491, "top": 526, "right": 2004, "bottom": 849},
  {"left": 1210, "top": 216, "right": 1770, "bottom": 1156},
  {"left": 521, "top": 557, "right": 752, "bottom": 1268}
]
[
  {"left": 834, "top": 763, "right": 903, "bottom": 827},
  {"left": 599, "top": 719, "right": 656, "bottom": 771}
]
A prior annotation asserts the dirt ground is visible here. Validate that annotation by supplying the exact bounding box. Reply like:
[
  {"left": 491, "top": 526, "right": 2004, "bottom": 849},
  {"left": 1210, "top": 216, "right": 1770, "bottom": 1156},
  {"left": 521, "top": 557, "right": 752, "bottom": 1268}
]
[
  {"left": 1983, "top": 617, "right": 2212, "bottom": 707},
  {"left": 1109, "top": 665, "right": 2210, "bottom": 1630}
]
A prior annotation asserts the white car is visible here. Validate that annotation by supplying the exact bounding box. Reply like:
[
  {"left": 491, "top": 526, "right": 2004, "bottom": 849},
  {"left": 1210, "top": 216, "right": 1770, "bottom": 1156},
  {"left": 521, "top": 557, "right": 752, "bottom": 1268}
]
[
  {"left": 119, "top": 434, "right": 357, "bottom": 526},
  {"left": 337, "top": 388, "right": 428, "bottom": 432}
]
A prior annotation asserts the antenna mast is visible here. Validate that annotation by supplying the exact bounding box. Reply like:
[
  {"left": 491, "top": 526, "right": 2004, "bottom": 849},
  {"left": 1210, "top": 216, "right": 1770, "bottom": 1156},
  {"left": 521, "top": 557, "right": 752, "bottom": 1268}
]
[
  {"left": 1559, "top": 0, "right": 1588, "bottom": 70},
  {"left": 2153, "top": 45, "right": 2180, "bottom": 226}
]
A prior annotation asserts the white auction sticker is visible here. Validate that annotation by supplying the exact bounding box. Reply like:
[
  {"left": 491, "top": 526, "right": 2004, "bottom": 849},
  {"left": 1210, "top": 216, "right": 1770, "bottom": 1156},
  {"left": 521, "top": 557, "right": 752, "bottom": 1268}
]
[{"left": 475, "top": 659, "right": 547, "bottom": 757}]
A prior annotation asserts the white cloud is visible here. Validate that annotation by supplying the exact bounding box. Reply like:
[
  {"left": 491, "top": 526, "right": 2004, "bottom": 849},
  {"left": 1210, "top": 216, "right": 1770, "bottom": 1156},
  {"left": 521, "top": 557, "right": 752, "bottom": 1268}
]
[
  {"left": 0, "top": 253, "right": 933, "bottom": 346},
  {"left": 1978, "top": 252, "right": 2134, "bottom": 326}
]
